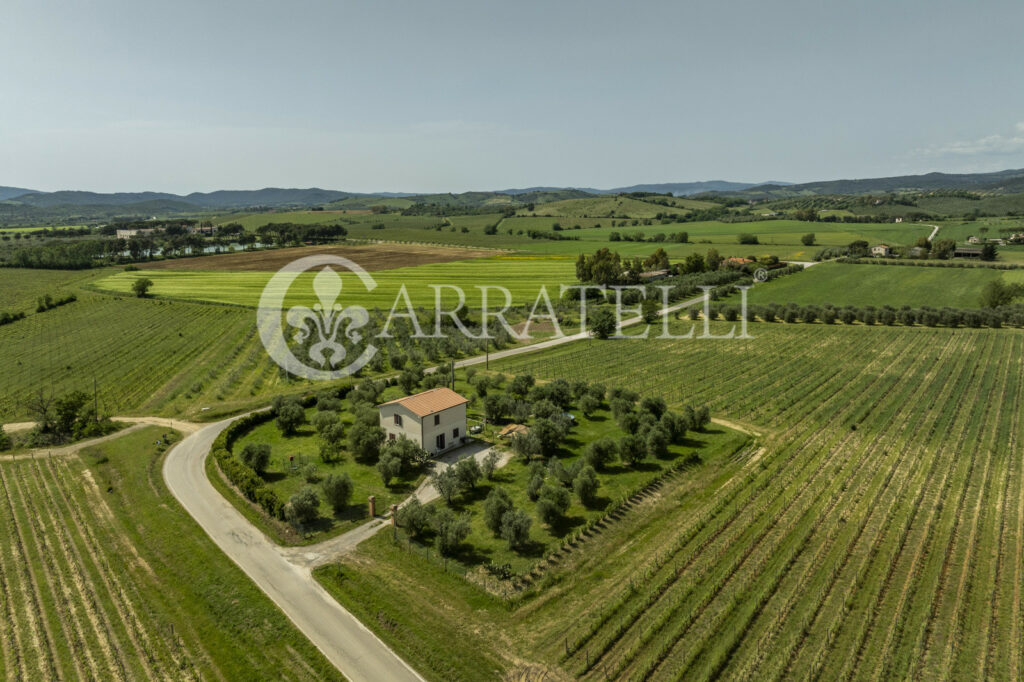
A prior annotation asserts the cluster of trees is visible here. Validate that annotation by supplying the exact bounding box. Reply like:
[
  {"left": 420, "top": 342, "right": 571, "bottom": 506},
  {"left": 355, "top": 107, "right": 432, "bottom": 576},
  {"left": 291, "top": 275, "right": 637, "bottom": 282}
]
[
  {"left": 575, "top": 247, "right": 673, "bottom": 285},
  {"left": 284, "top": 472, "right": 355, "bottom": 526},
  {"left": 254, "top": 222, "right": 348, "bottom": 245},
  {"left": 6, "top": 238, "right": 125, "bottom": 269},
  {"left": 736, "top": 301, "right": 1024, "bottom": 328},
  {"left": 981, "top": 279, "right": 1024, "bottom": 308},
  {"left": 396, "top": 498, "right": 476, "bottom": 557},
  {"left": 35, "top": 292, "right": 76, "bottom": 312},
  {"left": 0, "top": 310, "right": 25, "bottom": 326},
  {"left": 23, "top": 389, "right": 116, "bottom": 446},
  {"left": 608, "top": 231, "right": 688, "bottom": 243}
]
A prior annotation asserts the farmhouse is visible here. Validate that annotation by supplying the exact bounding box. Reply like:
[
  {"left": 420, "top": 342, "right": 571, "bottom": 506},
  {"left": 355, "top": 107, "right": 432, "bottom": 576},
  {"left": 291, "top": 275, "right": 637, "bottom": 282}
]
[
  {"left": 871, "top": 244, "right": 892, "bottom": 257},
  {"left": 379, "top": 387, "right": 468, "bottom": 455}
]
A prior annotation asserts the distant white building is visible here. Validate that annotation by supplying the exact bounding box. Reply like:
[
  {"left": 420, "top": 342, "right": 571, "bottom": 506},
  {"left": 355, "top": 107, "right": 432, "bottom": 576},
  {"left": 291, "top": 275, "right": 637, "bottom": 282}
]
[
  {"left": 115, "top": 228, "right": 158, "bottom": 239},
  {"left": 871, "top": 244, "right": 892, "bottom": 257},
  {"left": 968, "top": 236, "right": 980, "bottom": 244},
  {"left": 379, "top": 387, "right": 468, "bottom": 455}
]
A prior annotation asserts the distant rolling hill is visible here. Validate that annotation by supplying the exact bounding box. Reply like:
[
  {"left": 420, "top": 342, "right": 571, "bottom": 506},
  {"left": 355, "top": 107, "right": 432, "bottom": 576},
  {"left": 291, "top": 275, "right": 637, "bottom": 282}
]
[
  {"left": 496, "top": 181, "right": 774, "bottom": 196},
  {"left": 731, "top": 168, "right": 1024, "bottom": 197},
  {"left": 6, "top": 168, "right": 1024, "bottom": 227},
  {"left": 7, "top": 187, "right": 359, "bottom": 209},
  {"left": 0, "top": 186, "right": 40, "bottom": 201}
]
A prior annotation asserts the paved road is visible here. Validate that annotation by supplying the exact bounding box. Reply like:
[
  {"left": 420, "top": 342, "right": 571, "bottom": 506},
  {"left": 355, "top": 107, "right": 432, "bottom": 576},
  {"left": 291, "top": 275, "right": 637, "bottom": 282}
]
[{"left": 163, "top": 418, "right": 425, "bottom": 682}]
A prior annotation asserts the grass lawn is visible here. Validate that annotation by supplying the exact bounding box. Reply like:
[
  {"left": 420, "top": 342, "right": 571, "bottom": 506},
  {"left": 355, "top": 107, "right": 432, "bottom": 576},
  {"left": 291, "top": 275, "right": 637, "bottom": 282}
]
[
  {"left": 409, "top": 401, "right": 736, "bottom": 575},
  {"left": 231, "top": 404, "right": 421, "bottom": 542},
  {"left": 746, "top": 260, "right": 1005, "bottom": 308}
]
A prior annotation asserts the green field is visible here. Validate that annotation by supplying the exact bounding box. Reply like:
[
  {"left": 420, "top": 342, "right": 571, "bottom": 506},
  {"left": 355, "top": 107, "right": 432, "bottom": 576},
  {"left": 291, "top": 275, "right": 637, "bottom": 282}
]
[
  {"left": 230, "top": 403, "right": 422, "bottom": 543},
  {"left": 746, "top": 261, "right": 1006, "bottom": 308},
  {"left": 0, "top": 289, "right": 292, "bottom": 421},
  {"left": 0, "top": 268, "right": 97, "bottom": 311},
  {"left": 0, "top": 426, "right": 340, "bottom": 680},
  {"left": 93, "top": 256, "right": 578, "bottom": 308},
  {"left": 315, "top": 321, "right": 1024, "bottom": 680},
  {"left": 202, "top": 205, "right": 929, "bottom": 262}
]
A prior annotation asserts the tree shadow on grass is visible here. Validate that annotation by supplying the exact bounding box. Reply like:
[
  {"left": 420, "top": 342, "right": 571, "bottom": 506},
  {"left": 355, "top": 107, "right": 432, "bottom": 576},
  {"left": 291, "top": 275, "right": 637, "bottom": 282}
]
[
  {"left": 449, "top": 486, "right": 490, "bottom": 511},
  {"left": 332, "top": 505, "right": 368, "bottom": 524},
  {"left": 511, "top": 538, "right": 547, "bottom": 559},
  {"left": 629, "top": 461, "right": 662, "bottom": 474},
  {"left": 450, "top": 543, "right": 491, "bottom": 566},
  {"left": 261, "top": 471, "right": 287, "bottom": 483},
  {"left": 488, "top": 469, "right": 518, "bottom": 485},
  {"left": 547, "top": 513, "right": 586, "bottom": 539},
  {"left": 301, "top": 515, "right": 338, "bottom": 535},
  {"left": 286, "top": 426, "right": 317, "bottom": 439},
  {"left": 585, "top": 494, "right": 613, "bottom": 511},
  {"left": 680, "top": 434, "right": 709, "bottom": 449}
]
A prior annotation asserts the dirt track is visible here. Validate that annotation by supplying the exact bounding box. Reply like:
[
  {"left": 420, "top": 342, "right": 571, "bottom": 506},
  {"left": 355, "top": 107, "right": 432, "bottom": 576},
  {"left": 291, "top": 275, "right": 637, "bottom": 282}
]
[{"left": 142, "top": 243, "right": 496, "bottom": 272}]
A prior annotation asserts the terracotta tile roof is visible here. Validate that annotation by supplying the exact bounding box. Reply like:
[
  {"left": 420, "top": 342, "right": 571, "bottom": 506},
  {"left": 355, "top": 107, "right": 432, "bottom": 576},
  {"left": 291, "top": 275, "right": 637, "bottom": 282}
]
[{"left": 380, "top": 387, "right": 468, "bottom": 417}]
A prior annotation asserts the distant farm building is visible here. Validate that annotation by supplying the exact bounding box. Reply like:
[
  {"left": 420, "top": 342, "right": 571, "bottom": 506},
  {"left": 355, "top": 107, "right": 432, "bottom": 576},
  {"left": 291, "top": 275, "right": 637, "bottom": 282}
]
[
  {"left": 871, "top": 244, "right": 892, "bottom": 257},
  {"left": 115, "top": 228, "right": 159, "bottom": 239},
  {"left": 379, "top": 387, "right": 468, "bottom": 455},
  {"left": 724, "top": 257, "right": 754, "bottom": 267},
  {"left": 954, "top": 247, "right": 983, "bottom": 259},
  {"left": 638, "top": 269, "right": 670, "bottom": 281},
  {"left": 968, "top": 236, "right": 981, "bottom": 244}
]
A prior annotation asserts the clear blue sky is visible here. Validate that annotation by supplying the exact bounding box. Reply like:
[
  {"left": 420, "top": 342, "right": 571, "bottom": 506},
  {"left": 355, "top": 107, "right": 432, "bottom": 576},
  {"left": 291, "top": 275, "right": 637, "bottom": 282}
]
[{"left": 3, "top": 0, "right": 1023, "bottom": 193}]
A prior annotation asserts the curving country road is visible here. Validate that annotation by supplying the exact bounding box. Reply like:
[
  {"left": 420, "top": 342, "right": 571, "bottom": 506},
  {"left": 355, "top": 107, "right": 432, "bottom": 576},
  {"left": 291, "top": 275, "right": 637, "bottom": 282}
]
[{"left": 162, "top": 417, "right": 425, "bottom": 682}]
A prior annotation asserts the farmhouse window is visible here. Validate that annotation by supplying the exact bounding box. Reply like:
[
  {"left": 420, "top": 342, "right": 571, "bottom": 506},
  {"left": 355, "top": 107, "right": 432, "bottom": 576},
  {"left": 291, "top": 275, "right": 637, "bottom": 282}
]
[
  {"left": 434, "top": 414, "right": 440, "bottom": 426},
  {"left": 394, "top": 414, "right": 403, "bottom": 427},
  {"left": 453, "top": 428, "right": 460, "bottom": 439}
]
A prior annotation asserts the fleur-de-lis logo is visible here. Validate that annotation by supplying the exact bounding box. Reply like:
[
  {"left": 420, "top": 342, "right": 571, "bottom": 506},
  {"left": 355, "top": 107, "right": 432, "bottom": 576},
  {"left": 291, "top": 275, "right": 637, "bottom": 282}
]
[
  {"left": 286, "top": 267, "right": 370, "bottom": 368},
  {"left": 256, "top": 255, "right": 378, "bottom": 380}
]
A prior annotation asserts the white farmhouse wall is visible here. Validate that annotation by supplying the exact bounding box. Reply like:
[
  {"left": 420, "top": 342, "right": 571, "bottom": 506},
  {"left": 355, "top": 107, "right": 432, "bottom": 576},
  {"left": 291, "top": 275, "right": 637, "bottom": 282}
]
[
  {"left": 420, "top": 404, "right": 467, "bottom": 454},
  {"left": 379, "top": 404, "right": 423, "bottom": 445}
]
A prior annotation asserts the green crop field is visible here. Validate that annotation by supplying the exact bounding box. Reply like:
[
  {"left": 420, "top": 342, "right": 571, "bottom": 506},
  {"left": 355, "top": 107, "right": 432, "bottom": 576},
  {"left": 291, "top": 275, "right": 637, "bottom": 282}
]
[
  {"left": 317, "top": 321, "right": 1024, "bottom": 680},
  {"left": 0, "top": 268, "right": 97, "bottom": 311},
  {"left": 0, "top": 427, "right": 340, "bottom": 680},
  {"left": 0, "top": 291, "right": 292, "bottom": 421},
  {"left": 93, "top": 256, "right": 578, "bottom": 308},
  {"left": 746, "top": 261, "right": 1005, "bottom": 308}
]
